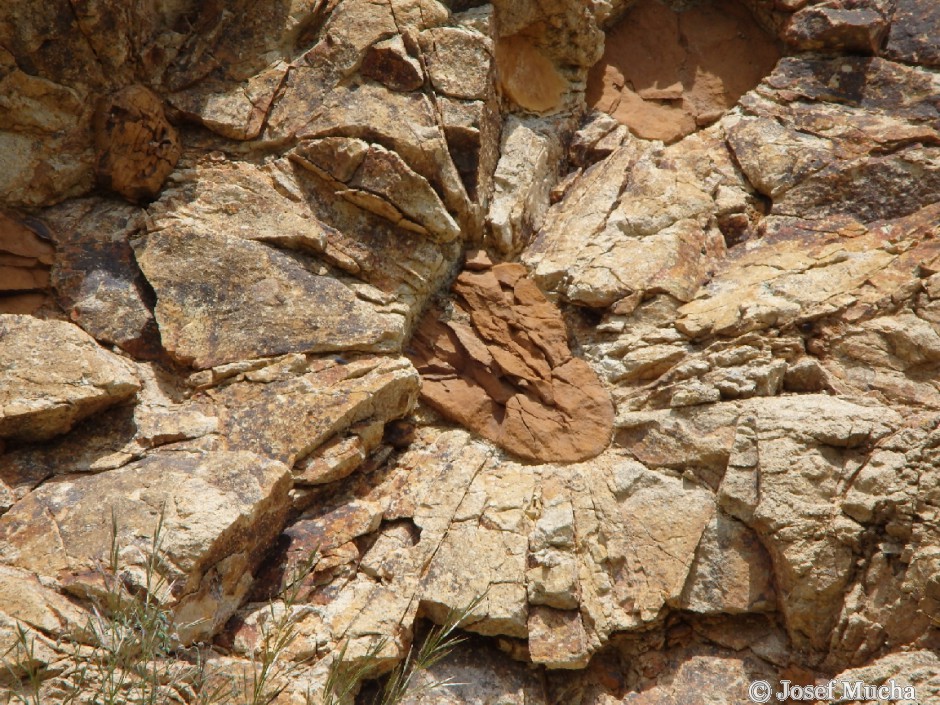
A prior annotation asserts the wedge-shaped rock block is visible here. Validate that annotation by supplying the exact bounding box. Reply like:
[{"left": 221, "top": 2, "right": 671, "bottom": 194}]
[
  {"left": 199, "top": 355, "right": 419, "bottom": 467},
  {"left": 409, "top": 255, "right": 614, "bottom": 462},
  {"left": 133, "top": 228, "right": 404, "bottom": 369},
  {"left": 0, "top": 315, "right": 140, "bottom": 441},
  {"left": 0, "top": 449, "right": 292, "bottom": 644}
]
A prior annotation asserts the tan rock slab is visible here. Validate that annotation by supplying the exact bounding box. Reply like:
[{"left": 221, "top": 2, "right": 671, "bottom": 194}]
[
  {"left": 0, "top": 315, "right": 140, "bottom": 442},
  {"left": 133, "top": 226, "right": 404, "bottom": 369},
  {"left": 0, "top": 449, "right": 292, "bottom": 644},
  {"left": 196, "top": 355, "right": 419, "bottom": 468}
]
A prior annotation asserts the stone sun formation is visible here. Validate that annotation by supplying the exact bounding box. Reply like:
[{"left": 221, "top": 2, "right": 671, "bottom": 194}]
[{"left": 1, "top": 0, "right": 940, "bottom": 703}]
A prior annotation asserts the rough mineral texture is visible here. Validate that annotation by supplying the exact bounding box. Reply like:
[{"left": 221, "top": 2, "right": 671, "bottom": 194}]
[{"left": 3, "top": 0, "right": 940, "bottom": 703}]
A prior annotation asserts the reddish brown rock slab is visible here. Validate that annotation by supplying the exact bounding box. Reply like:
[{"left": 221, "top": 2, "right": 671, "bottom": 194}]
[
  {"left": 495, "top": 34, "right": 569, "bottom": 114},
  {"left": 527, "top": 607, "right": 591, "bottom": 669},
  {"left": 587, "top": 0, "right": 781, "bottom": 143},
  {"left": 0, "top": 211, "right": 54, "bottom": 310},
  {"left": 408, "top": 257, "right": 614, "bottom": 463},
  {"left": 94, "top": 85, "right": 181, "bottom": 204},
  {"left": 884, "top": 0, "right": 940, "bottom": 68}
]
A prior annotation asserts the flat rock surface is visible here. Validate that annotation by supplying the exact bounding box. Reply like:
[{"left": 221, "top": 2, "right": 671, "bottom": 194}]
[{"left": 587, "top": 0, "right": 780, "bottom": 143}]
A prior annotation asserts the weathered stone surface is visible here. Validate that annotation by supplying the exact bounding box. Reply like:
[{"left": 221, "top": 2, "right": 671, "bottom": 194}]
[
  {"left": 578, "top": 642, "right": 779, "bottom": 705},
  {"left": 587, "top": 0, "right": 781, "bottom": 143},
  {"left": 361, "top": 36, "right": 424, "bottom": 92},
  {"left": 0, "top": 315, "right": 140, "bottom": 442},
  {"left": 0, "top": 210, "right": 55, "bottom": 315},
  {"left": 783, "top": 0, "right": 892, "bottom": 54},
  {"left": 409, "top": 255, "right": 614, "bottom": 462},
  {"left": 193, "top": 355, "right": 419, "bottom": 469},
  {"left": 93, "top": 85, "right": 181, "bottom": 203},
  {"left": 420, "top": 27, "right": 493, "bottom": 101},
  {"left": 4, "top": 0, "right": 940, "bottom": 700},
  {"left": 830, "top": 651, "right": 940, "bottom": 704},
  {"left": 678, "top": 512, "right": 776, "bottom": 615},
  {"left": 134, "top": 222, "right": 403, "bottom": 370},
  {"left": 485, "top": 117, "right": 564, "bottom": 254},
  {"left": 0, "top": 449, "right": 291, "bottom": 644},
  {"left": 495, "top": 35, "right": 568, "bottom": 114},
  {"left": 44, "top": 198, "right": 160, "bottom": 358},
  {"left": 398, "top": 638, "right": 547, "bottom": 704},
  {"left": 884, "top": 0, "right": 940, "bottom": 68},
  {"left": 676, "top": 205, "right": 940, "bottom": 340},
  {"left": 525, "top": 126, "right": 742, "bottom": 308}
]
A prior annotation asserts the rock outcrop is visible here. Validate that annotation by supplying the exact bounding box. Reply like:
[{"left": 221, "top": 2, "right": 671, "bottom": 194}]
[{"left": 2, "top": 0, "right": 940, "bottom": 703}]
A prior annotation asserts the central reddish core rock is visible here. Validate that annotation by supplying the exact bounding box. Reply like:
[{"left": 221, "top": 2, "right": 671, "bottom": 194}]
[
  {"left": 408, "top": 254, "right": 614, "bottom": 463},
  {"left": 587, "top": 0, "right": 781, "bottom": 143}
]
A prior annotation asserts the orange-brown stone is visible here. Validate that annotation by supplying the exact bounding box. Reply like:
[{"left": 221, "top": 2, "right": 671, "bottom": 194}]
[
  {"left": 587, "top": 0, "right": 781, "bottom": 143},
  {"left": 495, "top": 34, "right": 569, "bottom": 113},
  {"left": 408, "top": 254, "right": 614, "bottom": 463}
]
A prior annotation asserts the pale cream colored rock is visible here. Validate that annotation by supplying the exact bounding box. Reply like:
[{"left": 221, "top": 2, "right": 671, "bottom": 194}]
[
  {"left": 525, "top": 127, "right": 739, "bottom": 308},
  {"left": 420, "top": 27, "right": 493, "bottom": 101},
  {"left": 486, "top": 117, "right": 563, "bottom": 254},
  {"left": 0, "top": 315, "right": 140, "bottom": 442}
]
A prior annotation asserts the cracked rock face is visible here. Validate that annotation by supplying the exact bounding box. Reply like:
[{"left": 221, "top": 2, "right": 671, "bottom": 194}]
[{"left": 3, "top": 0, "right": 940, "bottom": 703}]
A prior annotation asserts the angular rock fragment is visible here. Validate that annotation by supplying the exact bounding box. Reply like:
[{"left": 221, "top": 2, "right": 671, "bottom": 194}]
[
  {"left": 486, "top": 117, "right": 563, "bottom": 255},
  {"left": 133, "top": 226, "right": 404, "bottom": 369},
  {"left": 409, "top": 255, "right": 614, "bottom": 462},
  {"left": 0, "top": 316, "right": 140, "bottom": 442},
  {"left": 167, "top": 62, "right": 289, "bottom": 141},
  {"left": 678, "top": 512, "right": 776, "bottom": 615},
  {"left": 527, "top": 607, "right": 591, "bottom": 669},
  {"left": 420, "top": 27, "right": 493, "bottom": 101},
  {"left": 525, "top": 127, "right": 736, "bottom": 308},
  {"left": 884, "top": 0, "right": 940, "bottom": 68},
  {"left": 361, "top": 36, "right": 424, "bottom": 92},
  {"left": 45, "top": 198, "right": 160, "bottom": 358},
  {"left": 194, "top": 355, "right": 419, "bottom": 469},
  {"left": 0, "top": 449, "right": 292, "bottom": 644},
  {"left": 0, "top": 211, "right": 55, "bottom": 314},
  {"left": 676, "top": 205, "right": 940, "bottom": 340},
  {"left": 783, "top": 0, "right": 891, "bottom": 54}
]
